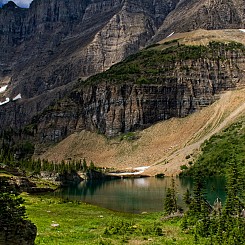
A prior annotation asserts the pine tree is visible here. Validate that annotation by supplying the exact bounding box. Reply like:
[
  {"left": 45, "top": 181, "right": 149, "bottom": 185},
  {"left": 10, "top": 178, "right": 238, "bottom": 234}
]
[
  {"left": 215, "top": 156, "right": 245, "bottom": 244},
  {"left": 163, "top": 177, "right": 178, "bottom": 215},
  {"left": 181, "top": 171, "right": 212, "bottom": 239},
  {"left": 82, "top": 158, "right": 88, "bottom": 171},
  {"left": 183, "top": 188, "right": 192, "bottom": 205},
  {"left": 0, "top": 177, "right": 26, "bottom": 227}
]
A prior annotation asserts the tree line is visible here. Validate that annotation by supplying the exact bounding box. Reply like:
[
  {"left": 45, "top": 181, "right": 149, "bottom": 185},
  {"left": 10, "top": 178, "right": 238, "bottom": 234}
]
[{"left": 163, "top": 155, "right": 245, "bottom": 244}]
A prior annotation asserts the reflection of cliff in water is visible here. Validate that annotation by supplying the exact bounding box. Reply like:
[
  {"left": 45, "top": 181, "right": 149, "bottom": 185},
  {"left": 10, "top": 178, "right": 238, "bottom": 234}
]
[
  {"left": 54, "top": 177, "right": 226, "bottom": 213},
  {"left": 55, "top": 179, "right": 113, "bottom": 198}
]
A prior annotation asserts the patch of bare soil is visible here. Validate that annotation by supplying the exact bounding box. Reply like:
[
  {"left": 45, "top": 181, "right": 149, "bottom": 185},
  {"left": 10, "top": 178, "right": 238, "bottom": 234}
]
[{"left": 40, "top": 88, "right": 245, "bottom": 176}]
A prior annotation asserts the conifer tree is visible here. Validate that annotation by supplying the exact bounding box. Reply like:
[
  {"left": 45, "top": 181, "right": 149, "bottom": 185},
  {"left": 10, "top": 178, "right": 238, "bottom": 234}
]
[
  {"left": 82, "top": 158, "right": 88, "bottom": 171},
  {"left": 163, "top": 177, "right": 178, "bottom": 215},
  {"left": 0, "top": 178, "right": 26, "bottom": 227}
]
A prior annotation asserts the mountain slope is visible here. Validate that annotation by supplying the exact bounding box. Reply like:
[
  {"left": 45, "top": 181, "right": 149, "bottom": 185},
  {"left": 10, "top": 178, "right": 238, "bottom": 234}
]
[
  {"left": 0, "top": 0, "right": 179, "bottom": 131},
  {"left": 40, "top": 87, "right": 245, "bottom": 176},
  {"left": 36, "top": 30, "right": 245, "bottom": 175},
  {"left": 153, "top": 0, "right": 245, "bottom": 42},
  {"left": 0, "top": 0, "right": 244, "bottom": 133},
  {"left": 33, "top": 29, "right": 245, "bottom": 145}
]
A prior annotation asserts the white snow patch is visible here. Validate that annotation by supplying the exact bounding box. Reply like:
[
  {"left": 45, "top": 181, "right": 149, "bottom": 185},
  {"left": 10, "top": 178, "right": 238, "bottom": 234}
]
[
  {"left": 110, "top": 166, "right": 150, "bottom": 176},
  {"left": 0, "top": 97, "right": 10, "bottom": 106},
  {"left": 239, "top": 29, "right": 245, "bottom": 33},
  {"left": 0, "top": 85, "right": 8, "bottom": 93},
  {"left": 134, "top": 166, "right": 150, "bottom": 172},
  {"left": 13, "top": 93, "right": 22, "bottom": 101},
  {"left": 167, "top": 32, "right": 175, "bottom": 38}
]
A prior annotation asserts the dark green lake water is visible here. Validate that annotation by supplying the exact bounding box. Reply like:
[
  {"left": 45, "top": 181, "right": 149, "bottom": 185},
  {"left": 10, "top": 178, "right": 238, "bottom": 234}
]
[{"left": 54, "top": 177, "right": 226, "bottom": 213}]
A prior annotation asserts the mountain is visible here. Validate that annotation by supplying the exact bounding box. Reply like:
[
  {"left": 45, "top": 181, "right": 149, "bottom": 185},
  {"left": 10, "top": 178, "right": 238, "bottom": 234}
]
[
  {"left": 153, "top": 0, "right": 245, "bottom": 42},
  {"left": 0, "top": 0, "right": 244, "bottom": 130},
  {"left": 0, "top": 0, "right": 180, "bottom": 131},
  {"left": 40, "top": 87, "right": 245, "bottom": 176},
  {"left": 31, "top": 29, "right": 245, "bottom": 151}
]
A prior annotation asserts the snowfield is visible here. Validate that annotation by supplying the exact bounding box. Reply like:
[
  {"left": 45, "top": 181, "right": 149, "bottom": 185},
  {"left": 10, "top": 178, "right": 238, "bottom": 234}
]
[{"left": 0, "top": 85, "right": 8, "bottom": 93}]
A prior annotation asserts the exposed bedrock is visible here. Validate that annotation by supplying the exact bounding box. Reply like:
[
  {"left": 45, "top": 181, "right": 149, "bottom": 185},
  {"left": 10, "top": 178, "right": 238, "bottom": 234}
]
[{"left": 36, "top": 49, "right": 245, "bottom": 142}]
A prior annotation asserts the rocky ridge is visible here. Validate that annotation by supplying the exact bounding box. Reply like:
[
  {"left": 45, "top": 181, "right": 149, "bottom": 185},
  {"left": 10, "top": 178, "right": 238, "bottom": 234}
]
[
  {"left": 40, "top": 87, "right": 245, "bottom": 176},
  {"left": 35, "top": 38, "right": 245, "bottom": 144},
  {"left": 0, "top": 0, "right": 244, "bottom": 134}
]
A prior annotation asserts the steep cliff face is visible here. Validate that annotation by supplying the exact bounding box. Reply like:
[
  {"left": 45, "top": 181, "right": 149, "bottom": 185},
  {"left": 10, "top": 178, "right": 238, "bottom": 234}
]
[
  {"left": 0, "top": 0, "right": 244, "bottom": 135},
  {"left": 0, "top": 0, "right": 180, "bottom": 131},
  {"left": 153, "top": 0, "right": 245, "bottom": 41},
  {"left": 35, "top": 41, "right": 245, "bottom": 142},
  {"left": 0, "top": 0, "right": 179, "bottom": 98}
]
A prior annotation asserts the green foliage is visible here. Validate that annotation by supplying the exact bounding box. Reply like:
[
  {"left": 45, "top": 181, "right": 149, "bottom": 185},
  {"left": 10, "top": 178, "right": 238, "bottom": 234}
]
[
  {"left": 145, "top": 43, "right": 161, "bottom": 49},
  {"left": 84, "top": 41, "right": 245, "bottom": 86},
  {"left": 136, "top": 76, "right": 150, "bottom": 84},
  {"left": 183, "top": 189, "right": 191, "bottom": 206},
  {"left": 162, "top": 39, "right": 180, "bottom": 46},
  {"left": 163, "top": 177, "right": 178, "bottom": 215},
  {"left": 104, "top": 219, "right": 136, "bottom": 236},
  {"left": 155, "top": 173, "right": 165, "bottom": 178},
  {"left": 0, "top": 177, "right": 27, "bottom": 228},
  {"left": 23, "top": 124, "right": 37, "bottom": 136},
  {"left": 223, "top": 157, "right": 244, "bottom": 217},
  {"left": 0, "top": 145, "right": 96, "bottom": 175},
  {"left": 181, "top": 118, "right": 245, "bottom": 177},
  {"left": 181, "top": 173, "right": 212, "bottom": 238},
  {"left": 119, "top": 132, "right": 138, "bottom": 141},
  {"left": 89, "top": 161, "right": 96, "bottom": 171},
  {"left": 104, "top": 218, "right": 164, "bottom": 237},
  {"left": 24, "top": 194, "right": 195, "bottom": 245},
  {"left": 180, "top": 165, "right": 188, "bottom": 171},
  {"left": 182, "top": 158, "right": 245, "bottom": 244},
  {"left": 0, "top": 128, "right": 35, "bottom": 161}
]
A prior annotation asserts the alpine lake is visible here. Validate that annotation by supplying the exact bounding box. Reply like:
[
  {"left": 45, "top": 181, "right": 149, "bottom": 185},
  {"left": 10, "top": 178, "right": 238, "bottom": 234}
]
[{"left": 54, "top": 177, "right": 226, "bottom": 213}]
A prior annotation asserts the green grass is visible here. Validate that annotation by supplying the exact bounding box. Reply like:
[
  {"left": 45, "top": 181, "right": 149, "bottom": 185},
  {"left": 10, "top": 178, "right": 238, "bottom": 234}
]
[
  {"left": 22, "top": 194, "right": 194, "bottom": 245},
  {"left": 0, "top": 170, "right": 12, "bottom": 177}
]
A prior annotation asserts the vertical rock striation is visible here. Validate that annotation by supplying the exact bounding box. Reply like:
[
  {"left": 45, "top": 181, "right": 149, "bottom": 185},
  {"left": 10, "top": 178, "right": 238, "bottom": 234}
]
[
  {"left": 0, "top": 0, "right": 244, "bottom": 136},
  {"left": 36, "top": 44, "right": 245, "bottom": 142}
]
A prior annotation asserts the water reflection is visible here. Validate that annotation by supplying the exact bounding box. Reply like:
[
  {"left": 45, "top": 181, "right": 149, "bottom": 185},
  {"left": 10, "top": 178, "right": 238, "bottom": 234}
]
[{"left": 54, "top": 177, "right": 226, "bottom": 213}]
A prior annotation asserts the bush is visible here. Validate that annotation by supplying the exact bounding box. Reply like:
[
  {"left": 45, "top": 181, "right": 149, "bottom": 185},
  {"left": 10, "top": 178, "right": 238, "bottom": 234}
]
[{"left": 180, "top": 165, "right": 188, "bottom": 170}]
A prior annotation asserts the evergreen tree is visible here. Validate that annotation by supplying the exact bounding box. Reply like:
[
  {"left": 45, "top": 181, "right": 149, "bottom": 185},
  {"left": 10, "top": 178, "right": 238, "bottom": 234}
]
[
  {"left": 0, "top": 177, "right": 26, "bottom": 227},
  {"left": 183, "top": 188, "right": 192, "bottom": 205},
  {"left": 89, "top": 161, "right": 95, "bottom": 171},
  {"left": 163, "top": 177, "right": 178, "bottom": 215},
  {"left": 82, "top": 158, "right": 88, "bottom": 171},
  {"left": 181, "top": 172, "right": 212, "bottom": 238},
  {"left": 215, "top": 156, "right": 245, "bottom": 244}
]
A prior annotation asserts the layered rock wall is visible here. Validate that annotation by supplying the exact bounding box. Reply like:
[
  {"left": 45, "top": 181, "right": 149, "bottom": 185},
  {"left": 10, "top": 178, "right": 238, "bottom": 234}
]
[
  {"left": 153, "top": 0, "right": 245, "bottom": 41},
  {"left": 0, "top": 0, "right": 244, "bottom": 138},
  {"left": 36, "top": 48, "right": 245, "bottom": 142},
  {"left": 0, "top": 0, "right": 179, "bottom": 132}
]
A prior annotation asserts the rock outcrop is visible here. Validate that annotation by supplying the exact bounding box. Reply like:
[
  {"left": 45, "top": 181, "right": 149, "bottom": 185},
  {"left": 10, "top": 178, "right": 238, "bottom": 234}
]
[
  {"left": 153, "top": 0, "right": 245, "bottom": 42},
  {"left": 0, "top": 220, "right": 37, "bottom": 245},
  {"left": 35, "top": 42, "right": 245, "bottom": 142}
]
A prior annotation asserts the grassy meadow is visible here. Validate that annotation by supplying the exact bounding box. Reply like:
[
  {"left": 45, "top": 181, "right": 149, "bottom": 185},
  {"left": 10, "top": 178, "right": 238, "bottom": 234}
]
[{"left": 22, "top": 193, "right": 194, "bottom": 245}]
